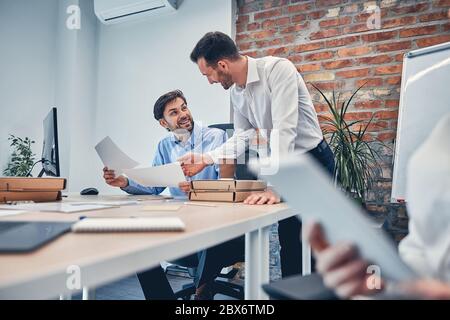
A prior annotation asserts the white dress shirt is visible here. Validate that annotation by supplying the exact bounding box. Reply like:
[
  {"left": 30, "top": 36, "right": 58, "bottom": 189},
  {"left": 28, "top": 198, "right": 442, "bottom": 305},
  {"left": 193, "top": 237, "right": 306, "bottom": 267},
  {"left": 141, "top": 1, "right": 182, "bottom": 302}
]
[
  {"left": 398, "top": 114, "right": 450, "bottom": 281},
  {"left": 208, "top": 56, "right": 323, "bottom": 162}
]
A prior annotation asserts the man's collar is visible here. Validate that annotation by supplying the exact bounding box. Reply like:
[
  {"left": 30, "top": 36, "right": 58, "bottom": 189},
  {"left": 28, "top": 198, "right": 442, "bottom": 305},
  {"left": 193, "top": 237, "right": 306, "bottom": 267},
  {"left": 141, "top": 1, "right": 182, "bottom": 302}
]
[{"left": 245, "top": 56, "right": 260, "bottom": 86}]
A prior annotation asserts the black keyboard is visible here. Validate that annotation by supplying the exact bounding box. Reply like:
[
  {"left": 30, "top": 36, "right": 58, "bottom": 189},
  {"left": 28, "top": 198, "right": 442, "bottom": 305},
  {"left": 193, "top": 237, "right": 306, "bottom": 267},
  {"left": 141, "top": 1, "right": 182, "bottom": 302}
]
[{"left": 0, "top": 222, "right": 27, "bottom": 233}]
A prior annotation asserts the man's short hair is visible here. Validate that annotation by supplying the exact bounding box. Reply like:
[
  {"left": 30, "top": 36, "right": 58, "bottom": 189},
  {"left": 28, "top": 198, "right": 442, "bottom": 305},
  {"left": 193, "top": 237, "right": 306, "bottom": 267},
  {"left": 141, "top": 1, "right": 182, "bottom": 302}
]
[
  {"left": 153, "top": 90, "right": 187, "bottom": 121},
  {"left": 190, "top": 31, "right": 240, "bottom": 66}
]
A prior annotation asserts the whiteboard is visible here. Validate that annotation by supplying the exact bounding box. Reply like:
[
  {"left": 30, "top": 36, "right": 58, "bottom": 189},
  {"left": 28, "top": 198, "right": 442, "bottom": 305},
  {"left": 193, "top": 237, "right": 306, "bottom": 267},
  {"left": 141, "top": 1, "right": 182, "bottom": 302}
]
[{"left": 391, "top": 42, "right": 450, "bottom": 202}]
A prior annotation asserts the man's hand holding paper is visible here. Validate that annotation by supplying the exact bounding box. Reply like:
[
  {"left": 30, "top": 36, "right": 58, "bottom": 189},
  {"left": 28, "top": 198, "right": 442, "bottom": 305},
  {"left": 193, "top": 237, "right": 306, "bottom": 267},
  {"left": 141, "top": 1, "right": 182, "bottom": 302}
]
[
  {"left": 96, "top": 137, "right": 186, "bottom": 188},
  {"left": 103, "top": 167, "right": 129, "bottom": 188}
]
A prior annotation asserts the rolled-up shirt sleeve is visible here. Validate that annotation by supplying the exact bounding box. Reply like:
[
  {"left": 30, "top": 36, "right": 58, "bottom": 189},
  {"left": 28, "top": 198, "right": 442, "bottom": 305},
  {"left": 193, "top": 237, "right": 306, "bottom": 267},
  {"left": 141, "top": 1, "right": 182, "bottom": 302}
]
[
  {"left": 207, "top": 105, "right": 256, "bottom": 163},
  {"left": 120, "top": 178, "right": 165, "bottom": 195}
]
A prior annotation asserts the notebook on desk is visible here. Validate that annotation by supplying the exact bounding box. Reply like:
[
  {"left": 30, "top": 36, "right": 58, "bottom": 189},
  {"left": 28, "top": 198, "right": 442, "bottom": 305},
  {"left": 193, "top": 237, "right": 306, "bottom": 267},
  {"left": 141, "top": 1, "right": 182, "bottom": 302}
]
[{"left": 72, "top": 217, "right": 185, "bottom": 233}]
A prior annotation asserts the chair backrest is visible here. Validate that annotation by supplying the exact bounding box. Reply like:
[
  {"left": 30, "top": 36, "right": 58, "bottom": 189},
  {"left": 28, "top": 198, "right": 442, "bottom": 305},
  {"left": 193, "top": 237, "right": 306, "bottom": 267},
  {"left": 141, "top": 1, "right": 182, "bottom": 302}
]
[
  {"left": 208, "top": 123, "right": 257, "bottom": 180},
  {"left": 208, "top": 123, "right": 234, "bottom": 138}
]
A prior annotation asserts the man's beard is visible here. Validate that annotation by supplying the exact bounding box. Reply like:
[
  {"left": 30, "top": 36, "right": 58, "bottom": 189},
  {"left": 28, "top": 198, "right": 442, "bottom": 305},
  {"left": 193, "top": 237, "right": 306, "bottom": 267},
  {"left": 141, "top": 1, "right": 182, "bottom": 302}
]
[
  {"left": 217, "top": 70, "right": 234, "bottom": 90},
  {"left": 176, "top": 116, "right": 194, "bottom": 131},
  {"left": 172, "top": 117, "right": 193, "bottom": 142}
]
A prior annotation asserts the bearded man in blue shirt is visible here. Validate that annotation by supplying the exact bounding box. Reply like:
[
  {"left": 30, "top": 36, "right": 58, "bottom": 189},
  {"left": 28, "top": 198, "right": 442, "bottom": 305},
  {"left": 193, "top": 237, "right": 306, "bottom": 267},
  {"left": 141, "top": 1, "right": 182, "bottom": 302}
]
[{"left": 102, "top": 90, "right": 244, "bottom": 300}]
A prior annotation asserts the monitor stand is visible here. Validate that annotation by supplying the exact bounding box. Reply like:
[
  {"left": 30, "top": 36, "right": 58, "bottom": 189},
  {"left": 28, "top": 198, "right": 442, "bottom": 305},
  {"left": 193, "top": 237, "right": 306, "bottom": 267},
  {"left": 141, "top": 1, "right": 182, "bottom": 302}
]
[{"left": 38, "top": 168, "right": 45, "bottom": 177}]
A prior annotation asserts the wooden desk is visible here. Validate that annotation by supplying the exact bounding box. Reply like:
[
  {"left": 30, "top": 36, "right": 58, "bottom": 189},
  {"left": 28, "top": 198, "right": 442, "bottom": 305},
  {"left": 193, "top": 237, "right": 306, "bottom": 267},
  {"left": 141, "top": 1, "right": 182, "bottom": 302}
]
[{"left": 0, "top": 195, "right": 294, "bottom": 300}]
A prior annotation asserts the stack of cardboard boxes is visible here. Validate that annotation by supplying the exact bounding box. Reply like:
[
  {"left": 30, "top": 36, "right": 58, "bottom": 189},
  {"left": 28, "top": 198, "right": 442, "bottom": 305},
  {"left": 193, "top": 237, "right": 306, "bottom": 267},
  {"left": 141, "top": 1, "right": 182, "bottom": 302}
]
[
  {"left": 189, "top": 179, "right": 267, "bottom": 202},
  {"left": 0, "top": 177, "right": 66, "bottom": 203}
]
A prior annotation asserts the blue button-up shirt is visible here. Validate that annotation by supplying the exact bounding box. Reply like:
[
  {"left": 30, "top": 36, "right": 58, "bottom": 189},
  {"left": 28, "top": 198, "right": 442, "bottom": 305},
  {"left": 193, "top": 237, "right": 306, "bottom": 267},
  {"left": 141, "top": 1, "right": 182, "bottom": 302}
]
[{"left": 121, "top": 122, "right": 227, "bottom": 198}]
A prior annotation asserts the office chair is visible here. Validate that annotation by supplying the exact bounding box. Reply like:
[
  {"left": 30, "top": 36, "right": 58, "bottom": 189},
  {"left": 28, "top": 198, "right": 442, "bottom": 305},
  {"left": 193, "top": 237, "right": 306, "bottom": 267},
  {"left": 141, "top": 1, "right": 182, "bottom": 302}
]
[
  {"left": 173, "top": 264, "right": 244, "bottom": 300},
  {"left": 171, "top": 123, "right": 257, "bottom": 300}
]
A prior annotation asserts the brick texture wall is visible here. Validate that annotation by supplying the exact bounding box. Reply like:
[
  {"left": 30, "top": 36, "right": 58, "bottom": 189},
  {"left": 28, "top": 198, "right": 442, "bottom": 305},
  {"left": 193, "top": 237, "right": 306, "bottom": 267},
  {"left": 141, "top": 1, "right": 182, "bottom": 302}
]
[{"left": 236, "top": 0, "right": 450, "bottom": 239}]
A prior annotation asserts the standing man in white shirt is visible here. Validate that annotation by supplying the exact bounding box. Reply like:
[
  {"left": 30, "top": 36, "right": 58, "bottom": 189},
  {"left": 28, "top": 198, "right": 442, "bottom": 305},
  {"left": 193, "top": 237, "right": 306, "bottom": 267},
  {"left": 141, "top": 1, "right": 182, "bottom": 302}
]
[{"left": 179, "top": 31, "right": 335, "bottom": 277}]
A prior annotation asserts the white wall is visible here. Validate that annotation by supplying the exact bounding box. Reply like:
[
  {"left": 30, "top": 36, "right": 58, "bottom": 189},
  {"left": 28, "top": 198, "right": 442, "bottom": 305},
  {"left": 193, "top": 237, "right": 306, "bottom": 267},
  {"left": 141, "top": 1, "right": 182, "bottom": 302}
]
[
  {"left": 0, "top": 0, "right": 58, "bottom": 175},
  {"left": 92, "top": 0, "right": 235, "bottom": 193},
  {"left": 0, "top": 0, "right": 235, "bottom": 194},
  {"left": 0, "top": 0, "right": 100, "bottom": 193},
  {"left": 55, "top": 0, "right": 100, "bottom": 192}
]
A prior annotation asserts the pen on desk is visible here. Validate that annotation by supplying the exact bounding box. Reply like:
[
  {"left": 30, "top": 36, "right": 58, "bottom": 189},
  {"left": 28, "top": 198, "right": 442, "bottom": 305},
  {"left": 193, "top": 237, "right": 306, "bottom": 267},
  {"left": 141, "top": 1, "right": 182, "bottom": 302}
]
[{"left": 183, "top": 202, "right": 217, "bottom": 207}]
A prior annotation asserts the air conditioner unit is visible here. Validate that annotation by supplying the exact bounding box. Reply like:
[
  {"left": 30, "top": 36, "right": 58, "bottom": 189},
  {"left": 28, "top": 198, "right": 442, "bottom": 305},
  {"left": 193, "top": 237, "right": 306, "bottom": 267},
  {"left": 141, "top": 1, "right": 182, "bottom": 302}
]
[{"left": 94, "top": 0, "right": 178, "bottom": 25}]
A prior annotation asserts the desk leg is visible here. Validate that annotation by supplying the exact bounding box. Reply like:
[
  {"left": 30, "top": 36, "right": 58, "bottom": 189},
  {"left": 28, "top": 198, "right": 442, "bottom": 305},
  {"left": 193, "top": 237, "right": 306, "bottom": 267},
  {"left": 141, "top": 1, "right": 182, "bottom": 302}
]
[
  {"left": 82, "top": 287, "right": 96, "bottom": 300},
  {"left": 258, "top": 226, "right": 270, "bottom": 300},
  {"left": 301, "top": 216, "right": 312, "bottom": 275},
  {"left": 245, "top": 230, "right": 259, "bottom": 299}
]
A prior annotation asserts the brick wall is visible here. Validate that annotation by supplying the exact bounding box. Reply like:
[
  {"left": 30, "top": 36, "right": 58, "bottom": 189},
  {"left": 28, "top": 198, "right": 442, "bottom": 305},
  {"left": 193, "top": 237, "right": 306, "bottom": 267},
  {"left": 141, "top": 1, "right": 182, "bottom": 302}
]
[{"left": 236, "top": 0, "right": 450, "bottom": 237}]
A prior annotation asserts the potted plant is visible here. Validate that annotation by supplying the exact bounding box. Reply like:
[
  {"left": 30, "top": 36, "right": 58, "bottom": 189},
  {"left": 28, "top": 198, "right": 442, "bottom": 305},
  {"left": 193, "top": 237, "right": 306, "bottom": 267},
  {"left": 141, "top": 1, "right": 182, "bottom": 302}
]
[
  {"left": 3, "top": 134, "right": 36, "bottom": 177},
  {"left": 312, "top": 84, "right": 384, "bottom": 205}
]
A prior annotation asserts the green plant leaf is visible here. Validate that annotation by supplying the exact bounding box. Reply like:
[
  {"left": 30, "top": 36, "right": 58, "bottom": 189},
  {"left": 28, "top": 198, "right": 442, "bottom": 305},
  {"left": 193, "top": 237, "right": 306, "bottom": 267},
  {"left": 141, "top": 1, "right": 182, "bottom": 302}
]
[
  {"left": 312, "top": 82, "right": 388, "bottom": 203},
  {"left": 4, "top": 134, "right": 36, "bottom": 177}
]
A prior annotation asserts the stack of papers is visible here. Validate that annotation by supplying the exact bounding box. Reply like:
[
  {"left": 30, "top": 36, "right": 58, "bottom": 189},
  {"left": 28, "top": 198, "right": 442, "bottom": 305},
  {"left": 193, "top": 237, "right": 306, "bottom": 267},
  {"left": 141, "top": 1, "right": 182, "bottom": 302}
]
[
  {"left": 70, "top": 200, "right": 139, "bottom": 207},
  {"left": 142, "top": 205, "right": 182, "bottom": 211},
  {"left": 0, "top": 203, "right": 115, "bottom": 213},
  {"left": 0, "top": 209, "right": 26, "bottom": 217}
]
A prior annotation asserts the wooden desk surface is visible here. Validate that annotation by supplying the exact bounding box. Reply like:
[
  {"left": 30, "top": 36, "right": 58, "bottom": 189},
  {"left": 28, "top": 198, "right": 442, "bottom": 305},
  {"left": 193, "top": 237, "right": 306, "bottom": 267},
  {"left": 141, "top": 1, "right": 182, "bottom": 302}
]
[{"left": 0, "top": 195, "right": 293, "bottom": 299}]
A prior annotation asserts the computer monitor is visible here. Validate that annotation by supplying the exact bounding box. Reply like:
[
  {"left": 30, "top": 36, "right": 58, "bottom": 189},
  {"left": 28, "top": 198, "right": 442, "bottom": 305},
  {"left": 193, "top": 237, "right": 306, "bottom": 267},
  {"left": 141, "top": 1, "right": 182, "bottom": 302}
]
[{"left": 38, "top": 107, "right": 60, "bottom": 177}]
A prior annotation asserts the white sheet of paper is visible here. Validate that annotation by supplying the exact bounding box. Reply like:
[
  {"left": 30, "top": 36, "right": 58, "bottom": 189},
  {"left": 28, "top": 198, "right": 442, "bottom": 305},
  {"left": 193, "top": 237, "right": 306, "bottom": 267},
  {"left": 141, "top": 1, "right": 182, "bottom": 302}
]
[
  {"left": 123, "top": 162, "right": 186, "bottom": 188},
  {"left": 0, "top": 203, "right": 114, "bottom": 213},
  {"left": 0, "top": 210, "right": 26, "bottom": 217},
  {"left": 95, "top": 136, "right": 140, "bottom": 172},
  {"left": 142, "top": 205, "right": 182, "bottom": 211}
]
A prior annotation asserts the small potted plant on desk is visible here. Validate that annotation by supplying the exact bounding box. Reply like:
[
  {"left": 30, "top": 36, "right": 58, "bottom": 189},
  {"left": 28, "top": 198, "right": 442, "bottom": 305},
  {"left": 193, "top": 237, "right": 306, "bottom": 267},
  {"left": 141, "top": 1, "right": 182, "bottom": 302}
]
[{"left": 3, "top": 134, "right": 36, "bottom": 177}]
